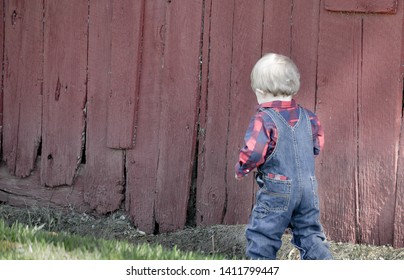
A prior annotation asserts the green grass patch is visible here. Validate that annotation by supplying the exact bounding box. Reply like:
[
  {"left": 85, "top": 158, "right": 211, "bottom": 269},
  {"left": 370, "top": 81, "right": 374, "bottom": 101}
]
[{"left": 0, "top": 220, "right": 224, "bottom": 260}]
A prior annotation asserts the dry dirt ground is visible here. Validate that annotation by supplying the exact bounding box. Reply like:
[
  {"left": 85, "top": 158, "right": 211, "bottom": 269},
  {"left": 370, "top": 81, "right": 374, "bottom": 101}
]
[{"left": 1, "top": 204, "right": 403, "bottom": 260}]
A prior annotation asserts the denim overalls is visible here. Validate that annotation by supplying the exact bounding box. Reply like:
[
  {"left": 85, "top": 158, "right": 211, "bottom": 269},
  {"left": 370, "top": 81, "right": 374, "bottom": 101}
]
[{"left": 245, "top": 106, "right": 333, "bottom": 260}]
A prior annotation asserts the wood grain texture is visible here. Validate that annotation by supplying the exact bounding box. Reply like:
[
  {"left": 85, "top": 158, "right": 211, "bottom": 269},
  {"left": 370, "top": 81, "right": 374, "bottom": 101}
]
[
  {"left": 0, "top": 162, "right": 90, "bottom": 212},
  {"left": 325, "top": 0, "right": 398, "bottom": 14},
  {"left": 395, "top": 2, "right": 404, "bottom": 247},
  {"left": 291, "top": 0, "right": 321, "bottom": 111},
  {"left": 106, "top": 0, "right": 144, "bottom": 149},
  {"left": 82, "top": 0, "right": 125, "bottom": 214},
  {"left": 261, "top": 0, "right": 320, "bottom": 110},
  {"left": 2, "top": 0, "right": 43, "bottom": 177},
  {"left": 224, "top": 0, "right": 264, "bottom": 225},
  {"left": 262, "top": 0, "right": 292, "bottom": 56},
  {"left": 196, "top": 0, "right": 234, "bottom": 226},
  {"left": 395, "top": 123, "right": 404, "bottom": 247},
  {"left": 0, "top": 0, "right": 3, "bottom": 154},
  {"left": 154, "top": 0, "right": 203, "bottom": 232},
  {"left": 41, "top": 0, "right": 88, "bottom": 187},
  {"left": 125, "top": 0, "right": 168, "bottom": 234},
  {"left": 316, "top": 10, "right": 360, "bottom": 243},
  {"left": 358, "top": 11, "right": 403, "bottom": 245}
]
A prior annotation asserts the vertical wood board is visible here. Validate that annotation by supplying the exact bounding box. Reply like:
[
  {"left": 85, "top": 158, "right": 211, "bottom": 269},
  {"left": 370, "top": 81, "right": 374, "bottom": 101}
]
[
  {"left": 224, "top": 0, "right": 264, "bottom": 225},
  {"left": 395, "top": 0, "right": 404, "bottom": 248},
  {"left": 262, "top": 0, "right": 292, "bottom": 56},
  {"left": 291, "top": 0, "right": 321, "bottom": 111},
  {"left": 2, "top": 0, "right": 43, "bottom": 177},
  {"left": 41, "top": 0, "right": 88, "bottom": 186},
  {"left": 196, "top": 0, "right": 234, "bottom": 226},
  {"left": 394, "top": 126, "right": 404, "bottom": 247},
  {"left": 316, "top": 10, "right": 360, "bottom": 242},
  {"left": 0, "top": 0, "right": 3, "bottom": 155},
  {"left": 155, "top": 0, "right": 203, "bottom": 232},
  {"left": 107, "top": 0, "right": 143, "bottom": 149},
  {"left": 126, "top": 0, "right": 168, "bottom": 234},
  {"left": 82, "top": 0, "right": 124, "bottom": 214},
  {"left": 358, "top": 11, "right": 403, "bottom": 245}
]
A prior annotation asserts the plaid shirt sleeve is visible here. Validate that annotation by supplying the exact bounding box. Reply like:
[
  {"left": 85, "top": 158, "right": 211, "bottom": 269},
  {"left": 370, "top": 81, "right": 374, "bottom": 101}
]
[
  {"left": 235, "top": 109, "right": 324, "bottom": 178},
  {"left": 307, "top": 110, "right": 324, "bottom": 156},
  {"left": 235, "top": 112, "right": 272, "bottom": 178}
]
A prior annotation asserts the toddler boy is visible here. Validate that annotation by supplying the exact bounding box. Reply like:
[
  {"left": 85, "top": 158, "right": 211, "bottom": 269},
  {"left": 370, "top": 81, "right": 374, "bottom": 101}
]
[{"left": 235, "top": 53, "right": 333, "bottom": 260}]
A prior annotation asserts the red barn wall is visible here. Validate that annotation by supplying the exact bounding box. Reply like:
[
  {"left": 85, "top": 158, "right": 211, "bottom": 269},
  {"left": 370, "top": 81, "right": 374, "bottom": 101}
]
[{"left": 0, "top": 0, "right": 403, "bottom": 247}]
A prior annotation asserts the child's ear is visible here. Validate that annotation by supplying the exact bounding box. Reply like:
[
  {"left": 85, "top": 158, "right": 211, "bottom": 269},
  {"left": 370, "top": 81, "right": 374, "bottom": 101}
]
[{"left": 255, "top": 89, "right": 267, "bottom": 97}]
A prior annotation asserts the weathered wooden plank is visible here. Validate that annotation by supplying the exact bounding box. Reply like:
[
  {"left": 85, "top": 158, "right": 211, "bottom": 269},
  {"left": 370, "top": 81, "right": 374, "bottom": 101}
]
[
  {"left": 262, "top": 0, "right": 292, "bottom": 56},
  {"left": 291, "top": 0, "right": 321, "bottom": 111},
  {"left": 395, "top": 1, "right": 404, "bottom": 248},
  {"left": 80, "top": 0, "right": 124, "bottom": 214},
  {"left": 394, "top": 120, "right": 404, "bottom": 248},
  {"left": 41, "top": 0, "right": 88, "bottom": 186},
  {"left": 0, "top": 162, "right": 90, "bottom": 212},
  {"left": 316, "top": 10, "right": 360, "bottom": 243},
  {"left": 2, "top": 0, "right": 42, "bottom": 177},
  {"left": 125, "top": 0, "right": 168, "bottom": 234},
  {"left": 325, "top": 0, "right": 398, "bottom": 14},
  {"left": 154, "top": 0, "right": 203, "bottom": 233},
  {"left": 262, "top": 0, "right": 319, "bottom": 109},
  {"left": 224, "top": 0, "right": 264, "bottom": 225},
  {"left": 358, "top": 11, "right": 403, "bottom": 245},
  {"left": 106, "top": 0, "right": 144, "bottom": 149},
  {"left": 0, "top": 0, "right": 3, "bottom": 155},
  {"left": 196, "top": 0, "right": 234, "bottom": 226}
]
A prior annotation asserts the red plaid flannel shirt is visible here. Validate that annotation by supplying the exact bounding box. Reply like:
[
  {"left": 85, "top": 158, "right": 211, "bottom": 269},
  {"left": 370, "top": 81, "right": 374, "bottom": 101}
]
[{"left": 235, "top": 99, "right": 324, "bottom": 178}]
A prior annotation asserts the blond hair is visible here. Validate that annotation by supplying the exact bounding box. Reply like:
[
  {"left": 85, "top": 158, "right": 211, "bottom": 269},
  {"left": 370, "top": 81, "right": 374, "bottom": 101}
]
[{"left": 250, "top": 53, "right": 300, "bottom": 96}]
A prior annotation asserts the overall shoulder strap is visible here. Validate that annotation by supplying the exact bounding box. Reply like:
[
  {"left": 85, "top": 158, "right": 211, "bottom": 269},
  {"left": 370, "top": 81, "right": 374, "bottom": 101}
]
[
  {"left": 259, "top": 107, "right": 284, "bottom": 128},
  {"left": 298, "top": 106, "right": 315, "bottom": 137}
]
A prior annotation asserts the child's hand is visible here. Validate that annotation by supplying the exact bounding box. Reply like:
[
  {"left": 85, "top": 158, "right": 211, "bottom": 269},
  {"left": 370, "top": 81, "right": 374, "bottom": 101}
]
[{"left": 235, "top": 174, "right": 243, "bottom": 181}]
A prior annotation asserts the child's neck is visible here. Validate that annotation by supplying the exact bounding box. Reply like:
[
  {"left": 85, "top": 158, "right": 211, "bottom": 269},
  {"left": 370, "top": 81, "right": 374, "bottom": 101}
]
[{"left": 257, "top": 94, "right": 292, "bottom": 104}]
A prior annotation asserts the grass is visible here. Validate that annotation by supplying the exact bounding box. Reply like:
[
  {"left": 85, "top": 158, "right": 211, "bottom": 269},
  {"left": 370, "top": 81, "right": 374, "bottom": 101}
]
[
  {"left": 0, "top": 220, "right": 224, "bottom": 260},
  {"left": 1, "top": 204, "right": 404, "bottom": 260}
]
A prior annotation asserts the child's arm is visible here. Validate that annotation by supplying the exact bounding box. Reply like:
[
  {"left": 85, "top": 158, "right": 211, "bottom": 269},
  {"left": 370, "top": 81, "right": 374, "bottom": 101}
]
[
  {"left": 308, "top": 111, "right": 324, "bottom": 156},
  {"left": 235, "top": 113, "right": 272, "bottom": 180}
]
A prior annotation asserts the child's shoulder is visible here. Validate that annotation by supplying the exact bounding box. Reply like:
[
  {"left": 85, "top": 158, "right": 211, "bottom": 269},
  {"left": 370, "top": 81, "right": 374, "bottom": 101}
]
[
  {"left": 249, "top": 109, "right": 276, "bottom": 127},
  {"left": 254, "top": 108, "right": 273, "bottom": 120}
]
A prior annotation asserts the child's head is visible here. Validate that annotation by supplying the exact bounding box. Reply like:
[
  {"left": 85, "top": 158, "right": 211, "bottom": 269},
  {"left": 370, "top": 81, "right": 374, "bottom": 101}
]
[{"left": 250, "top": 53, "right": 300, "bottom": 97}]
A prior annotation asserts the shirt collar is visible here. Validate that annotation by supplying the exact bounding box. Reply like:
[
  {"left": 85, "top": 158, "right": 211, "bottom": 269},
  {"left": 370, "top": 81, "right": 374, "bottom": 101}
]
[{"left": 257, "top": 99, "right": 297, "bottom": 110}]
